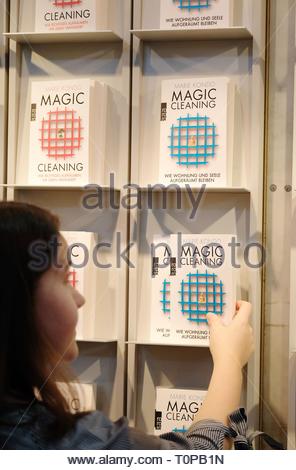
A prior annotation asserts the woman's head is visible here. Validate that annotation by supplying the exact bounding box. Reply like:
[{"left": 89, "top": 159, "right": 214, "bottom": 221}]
[
  {"left": 34, "top": 232, "right": 85, "bottom": 362},
  {"left": 0, "top": 201, "right": 84, "bottom": 408}
]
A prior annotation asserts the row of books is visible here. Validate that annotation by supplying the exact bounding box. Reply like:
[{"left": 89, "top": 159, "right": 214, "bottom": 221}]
[
  {"left": 29, "top": 0, "right": 237, "bottom": 34},
  {"left": 63, "top": 231, "right": 236, "bottom": 346},
  {"left": 22, "top": 76, "right": 234, "bottom": 187},
  {"left": 58, "top": 381, "right": 207, "bottom": 435}
]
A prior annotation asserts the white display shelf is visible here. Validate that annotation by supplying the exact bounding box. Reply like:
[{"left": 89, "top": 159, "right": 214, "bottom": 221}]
[
  {"left": 4, "top": 31, "right": 123, "bottom": 44},
  {"left": 77, "top": 338, "right": 118, "bottom": 344},
  {"left": 127, "top": 340, "right": 208, "bottom": 349},
  {"left": 127, "top": 0, "right": 266, "bottom": 434},
  {"left": 131, "top": 27, "right": 252, "bottom": 42},
  {"left": 5, "top": 0, "right": 131, "bottom": 422},
  {"left": 73, "top": 340, "right": 119, "bottom": 419},
  {"left": 127, "top": 342, "right": 213, "bottom": 433},
  {"left": 0, "top": 184, "right": 121, "bottom": 192},
  {"left": 288, "top": 68, "right": 296, "bottom": 449},
  {"left": 138, "top": 186, "right": 250, "bottom": 194}
]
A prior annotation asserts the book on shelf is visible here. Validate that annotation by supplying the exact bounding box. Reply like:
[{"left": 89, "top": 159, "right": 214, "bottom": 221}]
[
  {"left": 34, "top": 0, "right": 110, "bottom": 33},
  {"left": 154, "top": 387, "right": 206, "bottom": 435},
  {"left": 160, "top": 0, "right": 234, "bottom": 30},
  {"left": 159, "top": 76, "right": 234, "bottom": 188},
  {"left": 61, "top": 230, "right": 97, "bottom": 340},
  {"left": 27, "top": 78, "right": 107, "bottom": 187},
  {"left": 150, "top": 234, "right": 236, "bottom": 346},
  {"left": 57, "top": 382, "right": 97, "bottom": 413}
]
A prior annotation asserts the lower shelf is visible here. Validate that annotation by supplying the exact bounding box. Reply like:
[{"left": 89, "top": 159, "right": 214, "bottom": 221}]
[
  {"left": 77, "top": 338, "right": 118, "bottom": 344},
  {"left": 127, "top": 340, "right": 208, "bottom": 348},
  {"left": 131, "top": 27, "right": 253, "bottom": 42}
]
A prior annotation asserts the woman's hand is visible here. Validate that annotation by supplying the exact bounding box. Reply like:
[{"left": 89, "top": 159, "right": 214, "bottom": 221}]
[{"left": 207, "top": 301, "right": 254, "bottom": 370}]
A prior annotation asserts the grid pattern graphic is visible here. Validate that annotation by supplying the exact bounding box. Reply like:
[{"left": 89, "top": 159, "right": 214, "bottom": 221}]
[
  {"left": 53, "top": 0, "right": 82, "bottom": 8},
  {"left": 39, "top": 108, "right": 83, "bottom": 159},
  {"left": 179, "top": 271, "right": 225, "bottom": 323},
  {"left": 67, "top": 269, "right": 78, "bottom": 289},
  {"left": 160, "top": 279, "right": 171, "bottom": 315},
  {"left": 169, "top": 114, "right": 218, "bottom": 168},
  {"left": 174, "top": 0, "right": 212, "bottom": 11}
]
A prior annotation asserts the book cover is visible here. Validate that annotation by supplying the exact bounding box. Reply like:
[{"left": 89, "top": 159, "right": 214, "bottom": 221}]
[
  {"left": 28, "top": 79, "right": 106, "bottom": 186},
  {"left": 160, "top": 0, "right": 233, "bottom": 30},
  {"left": 35, "top": 0, "right": 98, "bottom": 33},
  {"left": 159, "top": 77, "right": 234, "bottom": 188},
  {"left": 150, "top": 234, "right": 236, "bottom": 346},
  {"left": 61, "top": 231, "right": 97, "bottom": 340},
  {"left": 57, "top": 382, "right": 97, "bottom": 413},
  {"left": 154, "top": 387, "right": 206, "bottom": 435}
]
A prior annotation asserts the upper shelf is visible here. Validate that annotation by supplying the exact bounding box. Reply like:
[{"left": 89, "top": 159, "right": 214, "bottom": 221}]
[
  {"left": 138, "top": 186, "right": 250, "bottom": 194},
  {"left": 131, "top": 27, "right": 252, "bottom": 42},
  {"left": 3, "top": 30, "right": 122, "bottom": 44},
  {"left": 1, "top": 184, "right": 250, "bottom": 194},
  {"left": 0, "top": 184, "right": 121, "bottom": 192}
]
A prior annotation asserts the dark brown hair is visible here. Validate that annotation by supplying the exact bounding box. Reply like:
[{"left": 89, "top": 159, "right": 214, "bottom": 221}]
[{"left": 0, "top": 201, "right": 83, "bottom": 436}]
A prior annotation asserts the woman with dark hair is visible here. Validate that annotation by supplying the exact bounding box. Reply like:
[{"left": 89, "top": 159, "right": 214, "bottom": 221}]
[{"left": 0, "top": 201, "right": 254, "bottom": 450}]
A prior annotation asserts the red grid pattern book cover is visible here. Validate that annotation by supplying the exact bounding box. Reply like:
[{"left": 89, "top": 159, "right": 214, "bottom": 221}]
[
  {"left": 28, "top": 79, "right": 107, "bottom": 186},
  {"left": 35, "top": 0, "right": 99, "bottom": 33}
]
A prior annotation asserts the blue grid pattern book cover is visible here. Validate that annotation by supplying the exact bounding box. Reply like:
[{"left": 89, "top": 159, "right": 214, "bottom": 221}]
[
  {"left": 159, "top": 77, "right": 234, "bottom": 188},
  {"left": 160, "top": 0, "right": 233, "bottom": 30},
  {"left": 150, "top": 234, "right": 236, "bottom": 346},
  {"left": 154, "top": 387, "right": 207, "bottom": 435}
]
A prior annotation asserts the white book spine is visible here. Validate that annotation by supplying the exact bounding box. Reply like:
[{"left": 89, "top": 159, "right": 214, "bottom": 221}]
[
  {"left": 91, "top": 81, "right": 108, "bottom": 185},
  {"left": 159, "top": 77, "right": 234, "bottom": 188}
]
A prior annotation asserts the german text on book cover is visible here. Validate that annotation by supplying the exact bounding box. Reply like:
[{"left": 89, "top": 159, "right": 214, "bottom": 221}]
[
  {"left": 154, "top": 387, "right": 206, "bottom": 435},
  {"left": 28, "top": 79, "right": 106, "bottom": 186},
  {"left": 160, "top": 0, "right": 233, "bottom": 30},
  {"left": 159, "top": 77, "right": 234, "bottom": 187},
  {"left": 150, "top": 234, "right": 236, "bottom": 346},
  {"left": 35, "top": 0, "right": 98, "bottom": 32}
]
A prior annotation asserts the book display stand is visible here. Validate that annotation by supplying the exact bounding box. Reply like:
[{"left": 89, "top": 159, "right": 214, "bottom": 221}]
[
  {"left": 4, "top": 0, "right": 131, "bottom": 421},
  {"left": 127, "top": 0, "right": 266, "bottom": 434},
  {"left": 1, "top": 0, "right": 274, "bottom": 441}
]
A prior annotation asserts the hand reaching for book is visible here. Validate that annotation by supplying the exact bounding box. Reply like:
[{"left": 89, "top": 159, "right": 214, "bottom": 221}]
[
  {"left": 195, "top": 301, "right": 254, "bottom": 429},
  {"left": 207, "top": 301, "right": 254, "bottom": 370}
]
